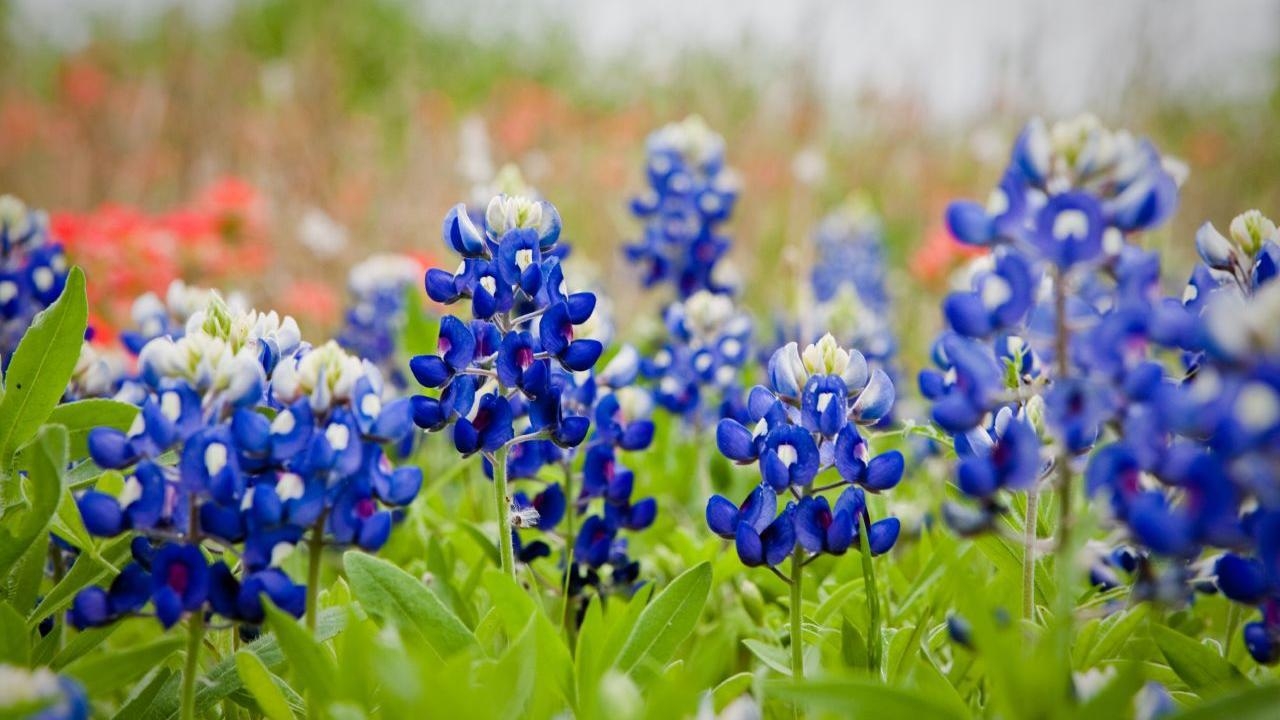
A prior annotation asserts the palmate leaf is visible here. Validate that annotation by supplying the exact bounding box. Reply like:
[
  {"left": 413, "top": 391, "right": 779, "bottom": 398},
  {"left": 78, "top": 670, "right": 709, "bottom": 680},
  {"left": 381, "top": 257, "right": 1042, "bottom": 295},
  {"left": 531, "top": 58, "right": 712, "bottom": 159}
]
[{"left": 0, "top": 267, "right": 87, "bottom": 475}]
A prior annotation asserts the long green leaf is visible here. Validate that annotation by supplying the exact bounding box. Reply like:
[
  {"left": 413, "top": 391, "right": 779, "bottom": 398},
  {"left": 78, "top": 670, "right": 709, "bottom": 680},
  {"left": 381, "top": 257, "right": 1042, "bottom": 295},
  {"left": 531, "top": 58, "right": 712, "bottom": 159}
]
[
  {"left": 46, "top": 398, "right": 138, "bottom": 461},
  {"left": 0, "top": 601, "right": 28, "bottom": 665},
  {"left": 0, "top": 267, "right": 87, "bottom": 472},
  {"left": 235, "top": 650, "right": 295, "bottom": 720},
  {"left": 1151, "top": 623, "right": 1244, "bottom": 696},
  {"left": 1168, "top": 683, "right": 1280, "bottom": 720},
  {"left": 29, "top": 534, "right": 131, "bottom": 631},
  {"left": 615, "top": 562, "right": 711, "bottom": 679},
  {"left": 138, "top": 608, "right": 347, "bottom": 720},
  {"left": 0, "top": 425, "right": 67, "bottom": 579},
  {"left": 767, "top": 678, "right": 970, "bottom": 719},
  {"left": 63, "top": 635, "right": 184, "bottom": 696},
  {"left": 264, "top": 602, "right": 337, "bottom": 703},
  {"left": 344, "top": 551, "right": 477, "bottom": 658}
]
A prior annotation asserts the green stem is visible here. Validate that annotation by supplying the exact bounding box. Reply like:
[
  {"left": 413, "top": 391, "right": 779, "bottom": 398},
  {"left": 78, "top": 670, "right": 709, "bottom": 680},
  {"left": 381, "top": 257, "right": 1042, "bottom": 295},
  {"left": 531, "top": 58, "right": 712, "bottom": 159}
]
[
  {"left": 180, "top": 612, "right": 205, "bottom": 720},
  {"left": 695, "top": 425, "right": 711, "bottom": 503},
  {"left": 859, "top": 512, "right": 883, "bottom": 675},
  {"left": 789, "top": 547, "right": 804, "bottom": 681},
  {"left": 305, "top": 512, "right": 327, "bottom": 633},
  {"left": 1022, "top": 490, "right": 1039, "bottom": 621},
  {"left": 559, "top": 460, "right": 577, "bottom": 638},
  {"left": 1053, "top": 273, "right": 1074, "bottom": 555},
  {"left": 493, "top": 445, "right": 516, "bottom": 578}
]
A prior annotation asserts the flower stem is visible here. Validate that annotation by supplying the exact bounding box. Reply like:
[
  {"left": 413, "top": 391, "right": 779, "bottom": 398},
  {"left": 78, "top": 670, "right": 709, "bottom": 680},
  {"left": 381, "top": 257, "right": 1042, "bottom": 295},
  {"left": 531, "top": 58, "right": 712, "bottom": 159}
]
[
  {"left": 789, "top": 547, "right": 804, "bottom": 681},
  {"left": 305, "top": 511, "right": 327, "bottom": 633},
  {"left": 559, "top": 460, "right": 577, "bottom": 636},
  {"left": 493, "top": 445, "right": 516, "bottom": 578},
  {"left": 180, "top": 611, "right": 205, "bottom": 720},
  {"left": 859, "top": 512, "right": 883, "bottom": 675},
  {"left": 1022, "top": 489, "right": 1039, "bottom": 621},
  {"left": 1053, "top": 272, "right": 1075, "bottom": 557}
]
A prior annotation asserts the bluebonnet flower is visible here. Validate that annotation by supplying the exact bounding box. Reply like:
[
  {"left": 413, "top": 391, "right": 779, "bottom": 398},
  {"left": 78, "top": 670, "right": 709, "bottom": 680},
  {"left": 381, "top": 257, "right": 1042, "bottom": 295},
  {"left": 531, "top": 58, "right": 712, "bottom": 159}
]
[
  {"left": 640, "top": 290, "right": 752, "bottom": 426},
  {"left": 338, "top": 253, "right": 426, "bottom": 389},
  {"left": 0, "top": 665, "right": 89, "bottom": 720},
  {"left": 0, "top": 195, "right": 70, "bottom": 368},
  {"left": 121, "top": 280, "right": 249, "bottom": 355},
  {"left": 625, "top": 116, "right": 740, "bottom": 298},
  {"left": 412, "top": 194, "right": 608, "bottom": 577},
  {"left": 708, "top": 335, "right": 903, "bottom": 570},
  {"left": 924, "top": 116, "right": 1187, "bottom": 548},
  {"left": 70, "top": 297, "right": 418, "bottom": 631}
]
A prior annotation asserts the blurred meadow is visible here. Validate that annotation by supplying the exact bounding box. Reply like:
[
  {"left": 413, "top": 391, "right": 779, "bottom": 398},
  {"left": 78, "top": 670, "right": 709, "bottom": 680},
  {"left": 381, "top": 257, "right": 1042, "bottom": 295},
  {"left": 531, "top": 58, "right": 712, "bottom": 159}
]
[{"left": 3, "top": 0, "right": 1278, "bottom": 371}]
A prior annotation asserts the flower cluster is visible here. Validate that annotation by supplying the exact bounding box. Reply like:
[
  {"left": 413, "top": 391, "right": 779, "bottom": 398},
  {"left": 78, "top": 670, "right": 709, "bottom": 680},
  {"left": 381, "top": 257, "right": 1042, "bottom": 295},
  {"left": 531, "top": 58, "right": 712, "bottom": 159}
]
[
  {"left": 412, "top": 194, "right": 606, "bottom": 574},
  {"left": 800, "top": 201, "right": 899, "bottom": 421},
  {"left": 70, "top": 296, "right": 420, "bottom": 630},
  {"left": 708, "top": 335, "right": 902, "bottom": 569},
  {"left": 505, "top": 347, "right": 659, "bottom": 603},
  {"left": 0, "top": 195, "right": 70, "bottom": 367},
  {"left": 625, "top": 116, "right": 740, "bottom": 299},
  {"left": 640, "top": 290, "right": 752, "bottom": 425},
  {"left": 337, "top": 253, "right": 427, "bottom": 390},
  {"left": 0, "top": 665, "right": 88, "bottom": 720},
  {"left": 923, "top": 115, "right": 1185, "bottom": 535},
  {"left": 1087, "top": 210, "right": 1280, "bottom": 663}
]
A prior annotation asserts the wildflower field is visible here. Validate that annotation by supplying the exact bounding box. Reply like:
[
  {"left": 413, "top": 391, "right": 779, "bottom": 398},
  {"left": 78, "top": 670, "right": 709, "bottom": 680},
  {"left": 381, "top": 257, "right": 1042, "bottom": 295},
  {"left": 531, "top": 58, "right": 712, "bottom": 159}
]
[{"left": 2, "top": 2, "right": 1280, "bottom": 718}]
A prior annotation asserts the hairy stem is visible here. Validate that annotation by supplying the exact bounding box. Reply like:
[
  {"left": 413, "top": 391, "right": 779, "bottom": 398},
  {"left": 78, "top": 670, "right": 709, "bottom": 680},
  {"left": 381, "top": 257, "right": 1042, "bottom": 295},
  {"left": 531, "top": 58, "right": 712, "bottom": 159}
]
[
  {"left": 1053, "top": 273, "right": 1074, "bottom": 557},
  {"left": 559, "top": 460, "right": 577, "bottom": 636},
  {"left": 1022, "top": 489, "right": 1039, "bottom": 621},
  {"left": 305, "top": 511, "right": 328, "bottom": 633},
  {"left": 859, "top": 512, "right": 883, "bottom": 675},
  {"left": 493, "top": 445, "right": 516, "bottom": 578},
  {"left": 789, "top": 547, "right": 805, "bottom": 681},
  {"left": 180, "top": 611, "right": 205, "bottom": 720}
]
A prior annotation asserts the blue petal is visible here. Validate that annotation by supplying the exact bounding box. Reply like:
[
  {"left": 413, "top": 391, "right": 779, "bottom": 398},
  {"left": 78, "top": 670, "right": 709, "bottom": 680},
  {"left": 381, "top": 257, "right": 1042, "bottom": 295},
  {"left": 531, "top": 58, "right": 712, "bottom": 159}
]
[
  {"left": 867, "top": 517, "right": 900, "bottom": 555},
  {"left": 716, "top": 419, "right": 757, "bottom": 462},
  {"left": 864, "top": 451, "right": 904, "bottom": 491},
  {"left": 561, "top": 340, "right": 603, "bottom": 372},
  {"left": 706, "top": 495, "right": 740, "bottom": 537},
  {"left": 945, "top": 200, "right": 995, "bottom": 245}
]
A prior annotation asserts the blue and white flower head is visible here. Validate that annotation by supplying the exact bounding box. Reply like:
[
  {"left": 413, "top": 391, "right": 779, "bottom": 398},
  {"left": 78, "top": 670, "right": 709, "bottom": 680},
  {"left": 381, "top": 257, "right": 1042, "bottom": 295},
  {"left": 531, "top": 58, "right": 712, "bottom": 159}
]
[
  {"left": 642, "top": 289, "right": 752, "bottom": 423},
  {"left": 65, "top": 339, "right": 127, "bottom": 401},
  {"left": 0, "top": 195, "right": 70, "bottom": 367},
  {"left": 0, "top": 665, "right": 89, "bottom": 720},
  {"left": 626, "top": 115, "right": 741, "bottom": 299},
  {"left": 338, "top": 253, "right": 424, "bottom": 390},
  {"left": 71, "top": 295, "right": 418, "bottom": 632},
  {"left": 123, "top": 280, "right": 249, "bottom": 354},
  {"left": 946, "top": 114, "right": 1182, "bottom": 268},
  {"left": 708, "top": 334, "right": 903, "bottom": 569}
]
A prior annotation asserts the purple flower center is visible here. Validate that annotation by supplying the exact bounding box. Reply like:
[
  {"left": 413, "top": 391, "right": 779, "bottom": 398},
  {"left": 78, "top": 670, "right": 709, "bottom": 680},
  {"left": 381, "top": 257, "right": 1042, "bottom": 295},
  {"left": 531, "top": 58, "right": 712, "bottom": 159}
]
[
  {"left": 356, "top": 498, "right": 377, "bottom": 519},
  {"left": 166, "top": 563, "right": 190, "bottom": 594},
  {"left": 517, "top": 346, "right": 534, "bottom": 369}
]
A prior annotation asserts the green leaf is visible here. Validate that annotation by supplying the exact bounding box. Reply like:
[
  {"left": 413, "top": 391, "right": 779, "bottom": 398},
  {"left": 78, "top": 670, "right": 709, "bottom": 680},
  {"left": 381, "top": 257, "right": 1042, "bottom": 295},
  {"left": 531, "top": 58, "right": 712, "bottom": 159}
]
[
  {"left": 63, "top": 635, "right": 185, "bottom": 696},
  {"left": 113, "top": 669, "right": 174, "bottom": 720},
  {"left": 0, "top": 601, "right": 29, "bottom": 665},
  {"left": 766, "top": 678, "right": 970, "bottom": 719},
  {"left": 0, "top": 267, "right": 87, "bottom": 472},
  {"left": 343, "top": 551, "right": 477, "bottom": 658},
  {"left": 1167, "top": 683, "right": 1280, "bottom": 720},
  {"left": 1151, "top": 623, "right": 1244, "bottom": 696},
  {"left": 711, "top": 672, "right": 753, "bottom": 712},
  {"left": 615, "top": 561, "right": 711, "bottom": 680},
  {"left": 235, "top": 650, "right": 295, "bottom": 720},
  {"left": 47, "top": 399, "right": 138, "bottom": 461},
  {"left": 1081, "top": 604, "right": 1148, "bottom": 668},
  {"left": 29, "top": 534, "right": 131, "bottom": 631},
  {"left": 51, "top": 624, "right": 119, "bottom": 671},
  {"left": 0, "top": 425, "right": 68, "bottom": 580},
  {"left": 264, "top": 601, "right": 337, "bottom": 704},
  {"left": 742, "top": 639, "right": 793, "bottom": 676},
  {"left": 50, "top": 481, "right": 94, "bottom": 554},
  {"left": 138, "top": 608, "right": 347, "bottom": 720}
]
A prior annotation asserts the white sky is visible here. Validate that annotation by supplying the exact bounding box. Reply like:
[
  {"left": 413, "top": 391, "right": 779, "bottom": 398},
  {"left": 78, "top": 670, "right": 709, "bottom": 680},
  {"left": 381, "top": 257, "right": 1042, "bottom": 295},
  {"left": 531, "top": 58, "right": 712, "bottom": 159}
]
[{"left": 14, "top": 0, "right": 1280, "bottom": 125}]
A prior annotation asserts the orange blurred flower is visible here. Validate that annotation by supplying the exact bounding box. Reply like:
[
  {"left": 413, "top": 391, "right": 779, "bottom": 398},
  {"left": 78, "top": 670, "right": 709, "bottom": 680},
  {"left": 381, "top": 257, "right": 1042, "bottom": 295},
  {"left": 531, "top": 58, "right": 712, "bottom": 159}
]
[{"left": 910, "top": 222, "right": 988, "bottom": 287}]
